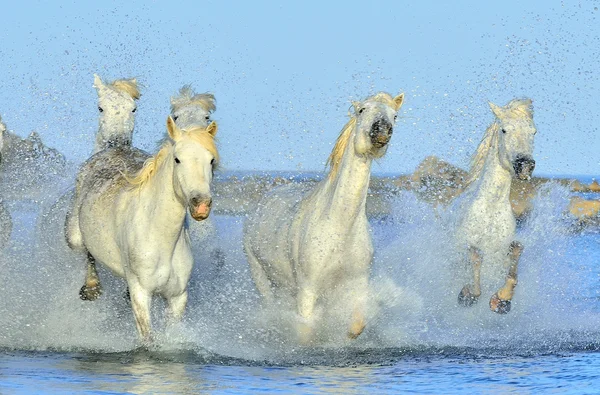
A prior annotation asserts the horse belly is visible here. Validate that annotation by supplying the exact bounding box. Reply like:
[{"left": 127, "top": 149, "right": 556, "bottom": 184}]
[
  {"left": 244, "top": 188, "right": 299, "bottom": 290},
  {"left": 459, "top": 204, "right": 515, "bottom": 252},
  {"left": 79, "top": 194, "right": 124, "bottom": 277},
  {"left": 296, "top": 220, "right": 373, "bottom": 292}
]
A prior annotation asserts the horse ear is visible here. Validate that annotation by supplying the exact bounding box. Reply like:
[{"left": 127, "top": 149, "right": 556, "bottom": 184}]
[
  {"left": 393, "top": 93, "right": 405, "bottom": 111},
  {"left": 167, "top": 116, "right": 182, "bottom": 141},
  {"left": 206, "top": 121, "right": 218, "bottom": 137},
  {"left": 93, "top": 74, "right": 104, "bottom": 89},
  {"left": 489, "top": 102, "right": 504, "bottom": 118}
]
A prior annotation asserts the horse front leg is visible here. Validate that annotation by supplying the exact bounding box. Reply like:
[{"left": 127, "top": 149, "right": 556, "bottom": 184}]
[
  {"left": 490, "top": 241, "right": 523, "bottom": 314},
  {"left": 128, "top": 277, "right": 153, "bottom": 345},
  {"left": 297, "top": 287, "right": 318, "bottom": 344},
  {"left": 347, "top": 277, "right": 369, "bottom": 340},
  {"left": 458, "top": 246, "right": 482, "bottom": 306},
  {"left": 79, "top": 252, "right": 102, "bottom": 301}
]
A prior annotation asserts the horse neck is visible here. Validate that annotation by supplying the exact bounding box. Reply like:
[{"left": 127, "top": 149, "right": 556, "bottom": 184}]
[
  {"left": 318, "top": 131, "right": 372, "bottom": 220},
  {"left": 94, "top": 114, "right": 133, "bottom": 153},
  {"left": 469, "top": 134, "right": 512, "bottom": 204},
  {"left": 136, "top": 152, "right": 187, "bottom": 238}
]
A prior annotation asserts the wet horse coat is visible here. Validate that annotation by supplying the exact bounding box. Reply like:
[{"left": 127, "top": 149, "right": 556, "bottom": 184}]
[
  {"left": 452, "top": 99, "right": 537, "bottom": 313},
  {"left": 243, "top": 92, "right": 404, "bottom": 341},
  {"left": 66, "top": 117, "right": 218, "bottom": 342}
]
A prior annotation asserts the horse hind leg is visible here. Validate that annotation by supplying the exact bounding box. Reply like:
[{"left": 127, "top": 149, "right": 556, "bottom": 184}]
[
  {"left": 458, "top": 246, "right": 483, "bottom": 307},
  {"left": 166, "top": 291, "right": 188, "bottom": 324},
  {"left": 79, "top": 252, "right": 103, "bottom": 301},
  {"left": 490, "top": 241, "right": 523, "bottom": 314},
  {"left": 244, "top": 245, "right": 275, "bottom": 304}
]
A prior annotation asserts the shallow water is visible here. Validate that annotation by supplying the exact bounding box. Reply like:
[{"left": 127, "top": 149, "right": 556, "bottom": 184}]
[{"left": 1, "top": 174, "right": 600, "bottom": 393}]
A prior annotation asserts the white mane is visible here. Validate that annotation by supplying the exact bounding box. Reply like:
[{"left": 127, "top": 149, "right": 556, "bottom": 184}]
[{"left": 170, "top": 86, "right": 216, "bottom": 113}]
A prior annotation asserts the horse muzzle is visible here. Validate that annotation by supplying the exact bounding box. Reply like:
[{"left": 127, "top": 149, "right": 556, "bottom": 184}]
[
  {"left": 189, "top": 196, "right": 212, "bottom": 221},
  {"left": 513, "top": 155, "right": 535, "bottom": 180},
  {"left": 369, "top": 119, "right": 393, "bottom": 148}
]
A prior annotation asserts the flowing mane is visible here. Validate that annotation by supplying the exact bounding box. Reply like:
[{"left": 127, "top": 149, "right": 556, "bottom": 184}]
[
  {"left": 503, "top": 98, "right": 533, "bottom": 119},
  {"left": 368, "top": 92, "right": 401, "bottom": 109},
  {"left": 326, "top": 92, "right": 398, "bottom": 179},
  {"left": 128, "top": 126, "right": 218, "bottom": 188},
  {"left": 171, "top": 86, "right": 216, "bottom": 113},
  {"left": 326, "top": 117, "right": 357, "bottom": 179},
  {"left": 108, "top": 79, "right": 141, "bottom": 100},
  {"left": 465, "top": 122, "right": 499, "bottom": 187}
]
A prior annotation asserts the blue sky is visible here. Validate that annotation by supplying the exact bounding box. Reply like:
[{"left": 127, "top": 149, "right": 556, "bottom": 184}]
[{"left": 1, "top": 0, "right": 598, "bottom": 175}]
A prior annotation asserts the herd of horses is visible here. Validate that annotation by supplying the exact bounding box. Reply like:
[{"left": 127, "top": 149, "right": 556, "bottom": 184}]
[{"left": 0, "top": 75, "right": 537, "bottom": 345}]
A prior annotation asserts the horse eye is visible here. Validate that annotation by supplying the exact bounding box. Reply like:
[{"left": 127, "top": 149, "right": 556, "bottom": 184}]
[
  {"left": 359, "top": 108, "right": 365, "bottom": 114},
  {"left": 210, "top": 158, "right": 215, "bottom": 165},
  {"left": 175, "top": 157, "right": 181, "bottom": 164},
  {"left": 173, "top": 115, "right": 179, "bottom": 121},
  {"left": 98, "top": 107, "right": 104, "bottom": 113},
  {"left": 502, "top": 129, "right": 507, "bottom": 134},
  {"left": 205, "top": 116, "right": 210, "bottom": 121},
  {"left": 132, "top": 108, "right": 137, "bottom": 113}
]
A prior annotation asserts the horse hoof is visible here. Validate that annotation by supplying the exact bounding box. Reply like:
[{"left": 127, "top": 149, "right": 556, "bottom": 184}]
[
  {"left": 348, "top": 322, "right": 365, "bottom": 340},
  {"left": 79, "top": 284, "right": 102, "bottom": 301},
  {"left": 458, "top": 286, "right": 479, "bottom": 307},
  {"left": 489, "top": 293, "right": 511, "bottom": 314}
]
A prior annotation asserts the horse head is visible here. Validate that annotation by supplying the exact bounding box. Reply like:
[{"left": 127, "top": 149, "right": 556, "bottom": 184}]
[
  {"left": 94, "top": 74, "right": 140, "bottom": 151},
  {"left": 170, "top": 86, "right": 216, "bottom": 130},
  {"left": 489, "top": 99, "right": 537, "bottom": 180},
  {"left": 352, "top": 92, "right": 404, "bottom": 158},
  {"left": 167, "top": 116, "right": 218, "bottom": 221}
]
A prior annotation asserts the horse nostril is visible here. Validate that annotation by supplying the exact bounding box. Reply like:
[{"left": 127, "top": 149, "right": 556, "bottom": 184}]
[
  {"left": 191, "top": 196, "right": 212, "bottom": 208},
  {"left": 513, "top": 155, "right": 535, "bottom": 177}
]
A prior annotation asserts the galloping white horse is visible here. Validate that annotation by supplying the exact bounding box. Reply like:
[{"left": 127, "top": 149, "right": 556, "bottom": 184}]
[
  {"left": 244, "top": 92, "right": 404, "bottom": 341},
  {"left": 169, "top": 86, "right": 223, "bottom": 267},
  {"left": 92, "top": 74, "right": 141, "bottom": 153},
  {"left": 453, "top": 99, "right": 536, "bottom": 314},
  {"left": 66, "top": 116, "right": 219, "bottom": 342}
]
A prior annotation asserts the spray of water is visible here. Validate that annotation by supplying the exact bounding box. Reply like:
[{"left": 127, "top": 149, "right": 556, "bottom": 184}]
[{"left": 1, "top": 161, "right": 599, "bottom": 363}]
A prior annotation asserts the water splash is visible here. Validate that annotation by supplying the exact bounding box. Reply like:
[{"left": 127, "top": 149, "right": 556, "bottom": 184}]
[{"left": 1, "top": 170, "right": 599, "bottom": 363}]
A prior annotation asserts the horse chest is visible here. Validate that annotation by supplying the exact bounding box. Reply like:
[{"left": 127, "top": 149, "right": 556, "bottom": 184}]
[
  {"left": 293, "top": 217, "right": 371, "bottom": 278},
  {"left": 461, "top": 200, "right": 515, "bottom": 249}
]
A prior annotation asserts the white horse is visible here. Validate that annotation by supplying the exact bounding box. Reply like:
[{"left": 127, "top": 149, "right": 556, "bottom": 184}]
[
  {"left": 243, "top": 92, "right": 404, "bottom": 341},
  {"left": 452, "top": 99, "right": 536, "bottom": 314},
  {"left": 65, "top": 116, "right": 219, "bottom": 342},
  {"left": 93, "top": 74, "right": 141, "bottom": 153},
  {"left": 37, "top": 74, "right": 141, "bottom": 264},
  {"left": 170, "top": 86, "right": 224, "bottom": 269}
]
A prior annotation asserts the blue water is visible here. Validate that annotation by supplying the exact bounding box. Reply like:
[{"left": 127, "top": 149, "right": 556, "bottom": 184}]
[{"left": 1, "top": 174, "right": 599, "bottom": 393}]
